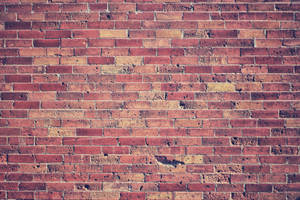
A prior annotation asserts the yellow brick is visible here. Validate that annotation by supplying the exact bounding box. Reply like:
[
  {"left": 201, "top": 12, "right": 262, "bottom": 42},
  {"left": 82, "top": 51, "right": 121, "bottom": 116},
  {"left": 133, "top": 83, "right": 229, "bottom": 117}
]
[
  {"left": 102, "top": 183, "right": 130, "bottom": 192},
  {"left": 159, "top": 164, "right": 186, "bottom": 173},
  {"left": 182, "top": 155, "right": 203, "bottom": 164},
  {"left": 115, "top": 56, "right": 142, "bottom": 65},
  {"left": 101, "top": 65, "right": 129, "bottom": 74},
  {"left": 239, "top": 30, "right": 265, "bottom": 38},
  {"left": 100, "top": 30, "right": 127, "bottom": 38},
  {"left": 90, "top": 119, "right": 118, "bottom": 128},
  {"left": 118, "top": 173, "right": 144, "bottom": 182},
  {"left": 130, "top": 146, "right": 158, "bottom": 155},
  {"left": 203, "top": 174, "right": 230, "bottom": 183},
  {"left": 89, "top": 192, "right": 120, "bottom": 200},
  {"left": 118, "top": 119, "right": 145, "bottom": 128},
  {"left": 19, "top": 164, "right": 47, "bottom": 173},
  {"left": 156, "top": 13, "right": 182, "bottom": 20},
  {"left": 293, "top": 102, "right": 300, "bottom": 109},
  {"left": 28, "top": 93, "right": 56, "bottom": 101},
  {"left": 29, "top": 110, "right": 56, "bottom": 119},
  {"left": 139, "top": 92, "right": 165, "bottom": 100},
  {"left": 123, "top": 101, "right": 151, "bottom": 109},
  {"left": 0, "top": 84, "right": 12, "bottom": 91},
  {"left": 47, "top": 48, "right": 73, "bottom": 56},
  {"left": 286, "top": 119, "right": 300, "bottom": 127},
  {"left": 188, "top": 30, "right": 209, "bottom": 38},
  {"left": 143, "top": 39, "right": 170, "bottom": 47},
  {"left": 34, "top": 57, "right": 59, "bottom": 65},
  {"left": 60, "top": 57, "right": 87, "bottom": 65},
  {"left": 174, "top": 192, "right": 203, "bottom": 200},
  {"left": 199, "top": 57, "right": 227, "bottom": 65},
  {"left": 207, "top": 83, "right": 235, "bottom": 92},
  {"left": 91, "top": 155, "right": 119, "bottom": 164},
  {"left": 175, "top": 119, "right": 202, "bottom": 128},
  {"left": 68, "top": 84, "right": 94, "bottom": 92},
  {"left": 151, "top": 101, "right": 181, "bottom": 109},
  {"left": 147, "top": 192, "right": 172, "bottom": 200},
  {"left": 56, "top": 111, "right": 84, "bottom": 119},
  {"left": 198, "top": 21, "right": 224, "bottom": 29},
  {"left": 215, "top": 164, "right": 242, "bottom": 173},
  {"left": 236, "top": 83, "right": 262, "bottom": 91},
  {"left": 0, "top": 154, "right": 6, "bottom": 164},
  {"left": 223, "top": 110, "right": 249, "bottom": 119},
  {"left": 235, "top": 102, "right": 263, "bottom": 109},
  {"left": 157, "top": 29, "right": 182, "bottom": 38},
  {"left": 49, "top": 128, "right": 74, "bottom": 136},
  {"left": 18, "top": 13, "right": 44, "bottom": 21}
]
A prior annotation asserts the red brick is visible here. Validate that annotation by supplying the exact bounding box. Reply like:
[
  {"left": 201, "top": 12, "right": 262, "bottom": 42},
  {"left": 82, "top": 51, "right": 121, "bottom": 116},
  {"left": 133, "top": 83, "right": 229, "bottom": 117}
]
[
  {"left": 33, "top": 4, "right": 59, "bottom": 12},
  {"left": 76, "top": 128, "right": 103, "bottom": 136},
  {"left": 215, "top": 147, "right": 241, "bottom": 155},
  {"left": 159, "top": 183, "right": 186, "bottom": 191},
  {"left": 88, "top": 57, "right": 114, "bottom": 64},
  {"left": 5, "top": 22, "right": 31, "bottom": 30},
  {"left": 34, "top": 39, "right": 59, "bottom": 47},
  {"left": 61, "top": 39, "right": 86, "bottom": 47},
  {"left": 120, "top": 192, "right": 145, "bottom": 200},
  {"left": 187, "top": 165, "right": 214, "bottom": 173},
  {"left": 7, "top": 192, "right": 34, "bottom": 199},
  {"left": 1, "top": 92, "right": 27, "bottom": 100},
  {"left": 14, "top": 84, "right": 39, "bottom": 91},
  {"left": 19, "top": 30, "right": 45, "bottom": 38},
  {"left": 87, "top": 21, "right": 114, "bottom": 29},
  {"left": 61, "top": 4, "right": 87, "bottom": 12},
  {"left": 90, "top": 3, "right": 107, "bottom": 11},
  {"left": 5, "top": 75, "right": 31, "bottom": 83},
  {"left": 185, "top": 66, "right": 212, "bottom": 73},
  {"left": 137, "top": 3, "right": 163, "bottom": 11},
  {"left": 2, "top": 57, "right": 32, "bottom": 65},
  {"left": 144, "top": 57, "right": 170, "bottom": 64},
  {"left": 8, "top": 155, "right": 34, "bottom": 163},
  {"left": 0, "top": 49, "right": 18, "bottom": 56},
  {"left": 46, "top": 66, "right": 72, "bottom": 73},
  {"left": 188, "top": 184, "right": 214, "bottom": 191},
  {"left": 46, "top": 31, "right": 71, "bottom": 39},
  {"left": 245, "top": 184, "right": 272, "bottom": 192}
]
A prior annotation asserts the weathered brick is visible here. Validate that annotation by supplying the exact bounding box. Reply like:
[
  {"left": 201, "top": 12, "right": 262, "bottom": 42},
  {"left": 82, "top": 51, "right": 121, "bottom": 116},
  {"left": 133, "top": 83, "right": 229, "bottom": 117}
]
[
  {"left": 100, "top": 30, "right": 127, "bottom": 38},
  {"left": 156, "top": 29, "right": 182, "bottom": 38},
  {"left": 115, "top": 56, "right": 143, "bottom": 65},
  {"left": 207, "top": 83, "right": 235, "bottom": 92}
]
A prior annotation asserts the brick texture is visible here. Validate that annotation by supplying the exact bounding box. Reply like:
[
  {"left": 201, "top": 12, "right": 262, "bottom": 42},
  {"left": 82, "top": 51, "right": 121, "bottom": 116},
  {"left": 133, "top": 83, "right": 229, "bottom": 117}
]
[{"left": 0, "top": 0, "right": 300, "bottom": 199}]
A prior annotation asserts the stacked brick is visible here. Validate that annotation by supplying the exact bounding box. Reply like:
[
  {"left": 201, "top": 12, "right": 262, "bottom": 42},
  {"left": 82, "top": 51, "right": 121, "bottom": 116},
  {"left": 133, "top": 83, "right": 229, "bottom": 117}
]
[{"left": 0, "top": 0, "right": 299, "bottom": 199}]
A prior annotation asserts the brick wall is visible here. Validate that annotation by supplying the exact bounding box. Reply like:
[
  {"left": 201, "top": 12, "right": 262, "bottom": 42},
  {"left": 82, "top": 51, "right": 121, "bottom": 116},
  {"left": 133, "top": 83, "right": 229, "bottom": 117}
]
[{"left": 0, "top": 0, "right": 300, "bottom": 199}]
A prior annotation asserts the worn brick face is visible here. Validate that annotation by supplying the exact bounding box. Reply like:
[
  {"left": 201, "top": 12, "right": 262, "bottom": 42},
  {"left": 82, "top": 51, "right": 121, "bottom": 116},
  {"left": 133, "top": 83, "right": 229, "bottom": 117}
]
[{"left": 0, "top": 0, "right": 299, "bottom": 199}]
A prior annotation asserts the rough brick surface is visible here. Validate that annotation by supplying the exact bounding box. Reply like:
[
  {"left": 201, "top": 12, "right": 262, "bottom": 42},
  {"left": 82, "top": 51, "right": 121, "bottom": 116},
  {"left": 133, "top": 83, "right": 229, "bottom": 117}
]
[{"left": 0, "top": 0, "right": 300, "bottom": 199}]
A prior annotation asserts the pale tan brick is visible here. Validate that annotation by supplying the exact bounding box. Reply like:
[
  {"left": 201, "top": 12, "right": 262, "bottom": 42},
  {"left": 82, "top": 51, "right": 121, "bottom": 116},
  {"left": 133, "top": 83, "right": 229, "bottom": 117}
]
[
  {"left": 207, "top": 83, "right": 235, "bottom": 92},
  {"left": 156, "top": 29, "right": 182, "bottom": 38},
  {"left": 60, "top": 57, "right": 87, "bottom": 65},
  {"left": 115, "top": 56, "right": 143, "bottom": 65},
  {"left": 49, "top": 127, "right": 74, "bottom": 136},
  {"left": 100, "top": 30, "right": 127, "bottom": 38}
]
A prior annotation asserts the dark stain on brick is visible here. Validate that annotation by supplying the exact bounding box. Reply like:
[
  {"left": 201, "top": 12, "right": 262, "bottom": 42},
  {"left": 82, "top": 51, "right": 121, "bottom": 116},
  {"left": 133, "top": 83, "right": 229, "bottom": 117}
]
[{"left": 155, "top": 155, "right": 184, "bottom": 167}]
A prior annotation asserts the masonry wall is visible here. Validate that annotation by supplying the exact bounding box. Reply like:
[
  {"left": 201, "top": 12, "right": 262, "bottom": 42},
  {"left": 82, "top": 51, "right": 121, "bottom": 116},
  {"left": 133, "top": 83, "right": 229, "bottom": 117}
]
[{"left": 0, "top": 0, "right": 300, "bottom": 199}]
